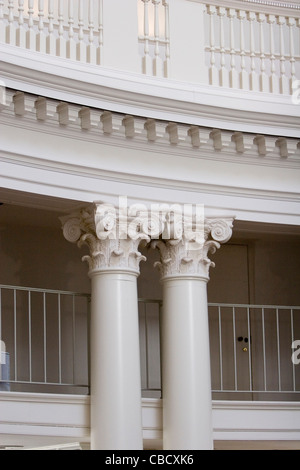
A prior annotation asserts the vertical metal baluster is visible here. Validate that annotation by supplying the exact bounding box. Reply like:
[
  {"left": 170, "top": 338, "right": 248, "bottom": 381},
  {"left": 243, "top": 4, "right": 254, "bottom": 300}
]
[
  {"left": 159, "top": 302, "right": 163, "bottom": 396},
  {"left": 43, "top": 292, "right": 47, "bottom": 383},
  {"left": 87, "top": 296, "right": 91, "bottom": 392},
  {"left": 232, "top": 307, "right": 237, "bottom": 391},
  {"left": 276, "top": 308, "right": 281, "bottom": 392},
  {"left": 28, "top": 291, "right": 32, "bottom": 383},
  {"left": 14, "top": 289, "right": 17, "bottom": 382},
  {"left": 247, "top": 307, "right": 252, "bottom": 392},
  {"left": 0, "top": 288, "right": 2, "bottom": 345},
  {"left": 145, "top": 303, "right": 150, "bottom": 392},
  {"left": 262, "top": 308, "right": 267, "bottom": 391},
  {"left": 58, "top": 293, "right": 62, "bottom": 384},
  {"left": 218, "top": 306, "right": 223, "bottom": 392},
  {"left": 291, "top": 308, "right": 296, "bottom": 392},
  {"left": 72, "top": 295, "right": 76, "bottom": 385}
]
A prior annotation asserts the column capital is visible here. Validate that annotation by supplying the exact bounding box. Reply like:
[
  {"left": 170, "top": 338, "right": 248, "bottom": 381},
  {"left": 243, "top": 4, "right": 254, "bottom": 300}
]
[
  {"left": 152, "top": 217, "right": 234, "bottom": 281},
  {"left": 60, "top": 203, "right": 156, "bottom": 275}
]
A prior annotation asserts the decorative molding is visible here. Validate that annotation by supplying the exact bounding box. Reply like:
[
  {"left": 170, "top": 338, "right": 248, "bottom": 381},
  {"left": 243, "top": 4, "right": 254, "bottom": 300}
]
[
  {"left": 152, "top": 218, "right": 234, "bottom": 280},
  {"left": 60, "top": 204, "right": 154, "bottom": 274},
  {"left": 1, "top": 45, "right": 299, "bottom": 138},
  {"left": 1, "top": 90, "right": 299, "bottom": 169}
]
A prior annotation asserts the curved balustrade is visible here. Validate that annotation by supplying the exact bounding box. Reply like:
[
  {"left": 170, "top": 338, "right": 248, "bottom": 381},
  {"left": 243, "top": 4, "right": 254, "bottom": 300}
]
[
  {"left": 0, "top": 1, "right": 299, "bottom": 101},
  {"left": 0, "top": 0, "right": 103, "bottom": 64}
]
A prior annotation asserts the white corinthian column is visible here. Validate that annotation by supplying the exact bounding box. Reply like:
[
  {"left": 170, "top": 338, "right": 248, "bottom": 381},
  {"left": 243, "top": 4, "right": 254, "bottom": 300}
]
[
  {"left": 153, "top": 217, "right": 234, "bottom": 450},
  {"left": 61, "top": 203, "right": 159, "bottom": 450}
]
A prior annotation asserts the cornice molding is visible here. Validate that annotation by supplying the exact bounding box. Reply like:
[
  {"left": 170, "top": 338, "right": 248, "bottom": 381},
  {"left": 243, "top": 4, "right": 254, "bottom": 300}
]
[
  {"left": 1, "top": 45, "right": 299, "bottom": 138},
  {"left": 1, "top": 90, "right": 299, "bottom": 170}
]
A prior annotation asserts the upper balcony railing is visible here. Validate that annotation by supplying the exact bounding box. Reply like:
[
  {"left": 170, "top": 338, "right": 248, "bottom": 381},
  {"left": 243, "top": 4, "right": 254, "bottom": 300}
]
[{"left": 0, "top": 0, "right": 299, "bottom": 99}]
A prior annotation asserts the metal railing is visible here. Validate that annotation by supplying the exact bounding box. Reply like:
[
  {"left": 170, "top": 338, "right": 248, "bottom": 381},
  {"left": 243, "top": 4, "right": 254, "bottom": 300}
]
[
  {"left": 209, "top": 303, "right": 300, "bottom": 400},
  {"left": 0, "top": 284, "right": 90, "bottom": 394},
  {"left": 0, "top": 284, "right": 299, "bottom": 401}
]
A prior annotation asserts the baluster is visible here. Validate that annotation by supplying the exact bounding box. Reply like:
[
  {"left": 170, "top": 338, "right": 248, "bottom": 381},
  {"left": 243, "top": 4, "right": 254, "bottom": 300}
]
[
  {"left": 97, "top": 0, "right": 103, "bottom": 65},
  {"left": 67, "top": 0, "right": 76, "bottom": 60},
  {"left": 87, "top": 0, "right": 97, "bottom": 64},
  {"left": 248, "top": 11, "right": 259, "bottom": 92},
  {"left": 142, "top": 0, "right": 152, "bottom": 74},
  {"left": 208, "top": 5, "right": 218, "bottom": 86},
  {"left": 37, "top": 0, "right": 46, "bottom": 53},
  {"left": 258, "top": 13, "right": 269, "bottom": 92},
  {"left": 278, "top": 16, "right": 289, "bottom": 94},
  {"left": 268, "top": 15, "right": 279, "bottom": 94},
  {"left": 152, "top": 0, "right": 163, "bottom": 77},
  {"left": 219, "top": 7, "right": 229, "bottom": 87},
  {"left": 0, "top": 0, "right": 4, "bottom": 43},
  {"left": 238, "top": 10, "right": 249, "bottom": 91},
  {"left": 288, "top": 17, "right": 296, "bottom": 94},
  {"left": 228, "top": 8, "right": 238, "bottom": 89},
  {"left": 162, "top": 0, "right": 169, "bottom": 78},
  {"left": 57, "top": 0, "right": 66, "bottom": 58},
  {"left": 77, "top": 0, "right": 86, "bottom": 62},
  {"left": 46, "top": 0, "right": 56, "bottom": 55},
  {"left": 26, "top": 0, "right": 35, "bottom": 50},
  {"left": 16, "top": 0, "right": 26, "bottom": 48},
  {"left": 6, "top": 0, "right": 16, "bottom": 46}
]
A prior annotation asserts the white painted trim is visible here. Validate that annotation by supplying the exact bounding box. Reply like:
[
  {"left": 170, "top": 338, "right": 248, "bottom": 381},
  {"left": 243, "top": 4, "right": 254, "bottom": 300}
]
[
  {"left": 0, "top": 394, "right": 300, "bottom": 449},
  {"left": 1, "top": 45, "right": 299, "bottom": 138}
]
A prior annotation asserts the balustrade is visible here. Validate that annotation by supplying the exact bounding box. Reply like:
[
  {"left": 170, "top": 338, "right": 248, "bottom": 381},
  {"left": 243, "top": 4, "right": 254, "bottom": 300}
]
[
  {"left": 0, "top": 0, "right": 104, "bottom": 65},
  {"left": 0, "top": 1, "right": 299, "bottom": 96},
  {"left": 204, "top": 1, "right": 300, "bottom": 94}
]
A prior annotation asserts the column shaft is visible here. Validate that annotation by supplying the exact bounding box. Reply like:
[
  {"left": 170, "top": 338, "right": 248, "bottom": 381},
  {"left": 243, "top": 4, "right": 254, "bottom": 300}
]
[
  {"left": 90, "top": 270, "right": 143, "bottom": 450},
  {"left": 162, "top": 276, "right": 213, "bottom": 450}
]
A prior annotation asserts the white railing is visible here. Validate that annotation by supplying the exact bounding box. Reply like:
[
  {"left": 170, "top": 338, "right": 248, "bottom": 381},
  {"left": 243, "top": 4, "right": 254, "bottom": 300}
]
[
  {"left": 138, "top": 0, "right": 170, "bottom": 78},
  {"left": 0, "top": 1, "right": 299, "bottom": 97},
  {"left": 204, "top": 2, "right": 300, "bottom": 94},
  {"left": 0, "top": 0, "right": 103, "bottom": 64}
]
